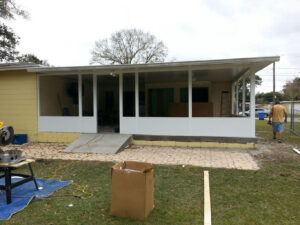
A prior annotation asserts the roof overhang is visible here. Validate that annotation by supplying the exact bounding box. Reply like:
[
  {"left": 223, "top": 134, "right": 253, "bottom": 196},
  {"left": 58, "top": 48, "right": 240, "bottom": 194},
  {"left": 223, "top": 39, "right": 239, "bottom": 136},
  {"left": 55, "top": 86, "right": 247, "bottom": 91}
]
[
  {"left": 27, "top": 56, "right": 280, "bottom": 76},
  {"left": 0, "top": 63, "right": 41, "bottom": 71}
]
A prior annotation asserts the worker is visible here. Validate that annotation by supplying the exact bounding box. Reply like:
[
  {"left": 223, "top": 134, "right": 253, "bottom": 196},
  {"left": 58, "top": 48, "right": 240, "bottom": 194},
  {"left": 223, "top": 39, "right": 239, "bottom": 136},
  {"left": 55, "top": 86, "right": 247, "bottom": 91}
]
[{"left": 268, "top": 100, "right": 287, "bottom": 143}]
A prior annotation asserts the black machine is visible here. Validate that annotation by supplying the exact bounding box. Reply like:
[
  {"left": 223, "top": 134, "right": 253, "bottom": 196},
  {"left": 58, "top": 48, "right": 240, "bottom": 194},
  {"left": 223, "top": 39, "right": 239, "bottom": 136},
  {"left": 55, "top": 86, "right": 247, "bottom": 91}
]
[
  {"left": 0, "top": 125, "right": 14, "bottom": 146},
  {"left": 0, "top": 123, "right": 38, "bottom": 204},
  {"left": 0, "top": 124, "right": 26, "bottom": 164}
]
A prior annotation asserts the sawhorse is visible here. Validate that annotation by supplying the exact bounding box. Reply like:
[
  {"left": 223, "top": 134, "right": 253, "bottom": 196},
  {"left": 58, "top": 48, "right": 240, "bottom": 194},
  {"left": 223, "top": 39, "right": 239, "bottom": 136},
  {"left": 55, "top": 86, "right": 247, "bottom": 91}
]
[{"left": 0, "top": 159, "right": 38, "bottom": 204}]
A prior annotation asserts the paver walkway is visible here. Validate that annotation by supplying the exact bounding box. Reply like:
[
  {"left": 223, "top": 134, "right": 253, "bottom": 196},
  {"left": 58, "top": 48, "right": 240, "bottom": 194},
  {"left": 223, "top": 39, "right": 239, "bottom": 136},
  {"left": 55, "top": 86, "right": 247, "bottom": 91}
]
[{"left": 2, "top": 143, "right": 259, "bottom": 170}]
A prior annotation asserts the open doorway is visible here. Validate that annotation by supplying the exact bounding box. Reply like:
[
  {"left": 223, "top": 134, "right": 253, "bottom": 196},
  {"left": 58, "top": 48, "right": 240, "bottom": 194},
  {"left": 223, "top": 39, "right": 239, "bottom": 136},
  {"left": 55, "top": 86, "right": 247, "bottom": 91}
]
[{"left": 97, "top": 75, "right": 119, "bottom": 133}]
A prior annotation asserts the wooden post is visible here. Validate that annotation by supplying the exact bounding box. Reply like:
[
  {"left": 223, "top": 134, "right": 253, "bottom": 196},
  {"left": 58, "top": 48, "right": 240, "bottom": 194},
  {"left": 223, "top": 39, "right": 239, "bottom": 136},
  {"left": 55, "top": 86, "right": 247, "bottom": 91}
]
[{"left": 204, "top": 171, "right": 211, "bottom": 225}]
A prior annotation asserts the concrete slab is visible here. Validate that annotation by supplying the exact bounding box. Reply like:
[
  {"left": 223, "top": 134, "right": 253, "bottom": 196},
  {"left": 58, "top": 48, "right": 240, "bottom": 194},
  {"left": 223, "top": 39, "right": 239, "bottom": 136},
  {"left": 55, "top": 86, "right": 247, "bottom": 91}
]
[{"left": 63, "top": 134, "right": 131, "bottom": 154}]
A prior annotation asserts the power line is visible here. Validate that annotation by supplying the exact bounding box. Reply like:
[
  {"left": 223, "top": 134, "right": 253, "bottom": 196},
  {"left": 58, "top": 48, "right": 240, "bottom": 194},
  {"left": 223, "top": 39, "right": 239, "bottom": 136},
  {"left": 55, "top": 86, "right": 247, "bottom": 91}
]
[
  {"left": 258, "top": 74, "right": 300, "bottom": 76},
  {"left": 264, "top": 68, "right": 300, "bottom": 70}
]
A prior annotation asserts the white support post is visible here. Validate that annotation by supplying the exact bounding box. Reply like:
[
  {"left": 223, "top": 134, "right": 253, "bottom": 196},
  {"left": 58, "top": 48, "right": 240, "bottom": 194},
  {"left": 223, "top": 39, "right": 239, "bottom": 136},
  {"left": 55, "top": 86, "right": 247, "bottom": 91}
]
[
  {"left": 231, "top": 82, "right": 235, "bottom": 115},
  {"left": 250, "top": 73, "right": 255, "bottom": 119},
  {"left": 119, "top": 73, "right": 123, "bottom": 119},
  {"left": 135, "top": 71, "right": 139, "bottom": 117},
  {"left": 242, "top": 78, "right": 246, "bottom": 116},
  {"left": 78, "top": 74, "right": 82, "bottom": 117},
  {"left": 37, "top": 74, "right": 40, "bottom": 117},
  {"left": 188, "top": 69, "right": 192, "bottom": 118},
  {"left": 93, "top": 74, "right": 97, "bottom": 119},
  {"left": 236, "top": 81, "right": 239, "bottom": 115}
]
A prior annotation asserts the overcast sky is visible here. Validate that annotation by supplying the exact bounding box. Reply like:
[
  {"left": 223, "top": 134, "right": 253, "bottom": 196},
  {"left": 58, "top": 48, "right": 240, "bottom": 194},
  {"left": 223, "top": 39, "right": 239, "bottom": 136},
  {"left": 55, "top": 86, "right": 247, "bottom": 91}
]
[{"left": 6, "top": 0, "right": 300, "bottom": 92}]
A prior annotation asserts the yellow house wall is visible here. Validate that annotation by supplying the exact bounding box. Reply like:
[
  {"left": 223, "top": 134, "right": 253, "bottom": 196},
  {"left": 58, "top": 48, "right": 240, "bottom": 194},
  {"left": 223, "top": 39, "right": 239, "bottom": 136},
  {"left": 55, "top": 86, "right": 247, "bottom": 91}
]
[
  {"left": 0, "top": 70, "right": 80, "bottom": 143},
  {"left": 36, "top": 132, "right": 81, "bottom": 143},
  {"left": 0, "top": 70, "right": 39, "bottom": 142}
]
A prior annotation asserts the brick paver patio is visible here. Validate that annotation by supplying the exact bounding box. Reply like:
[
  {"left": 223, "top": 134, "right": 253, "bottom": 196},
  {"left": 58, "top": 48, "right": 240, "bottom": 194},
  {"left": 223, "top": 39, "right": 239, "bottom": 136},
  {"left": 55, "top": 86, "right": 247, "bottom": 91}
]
[{"left": 2, "top": 143, "right": 259, "bottom": 170}]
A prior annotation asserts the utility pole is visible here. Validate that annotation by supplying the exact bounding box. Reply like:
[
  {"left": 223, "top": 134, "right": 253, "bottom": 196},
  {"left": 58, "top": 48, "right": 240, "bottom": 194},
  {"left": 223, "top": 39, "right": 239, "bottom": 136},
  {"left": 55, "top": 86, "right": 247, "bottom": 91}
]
[{"left": 273, "top": 62, "right": 275, "bottom": 104}]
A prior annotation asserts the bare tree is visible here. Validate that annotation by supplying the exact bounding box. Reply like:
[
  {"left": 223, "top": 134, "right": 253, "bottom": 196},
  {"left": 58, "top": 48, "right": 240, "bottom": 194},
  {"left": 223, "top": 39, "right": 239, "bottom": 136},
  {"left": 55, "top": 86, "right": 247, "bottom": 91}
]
[{"left": 91, "top": 29, "right": 168, "bottom": 65}]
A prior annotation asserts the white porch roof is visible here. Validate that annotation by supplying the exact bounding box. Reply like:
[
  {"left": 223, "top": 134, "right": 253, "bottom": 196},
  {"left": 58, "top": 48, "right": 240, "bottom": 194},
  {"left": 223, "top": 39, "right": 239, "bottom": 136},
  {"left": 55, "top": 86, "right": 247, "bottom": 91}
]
[{"left": 28, "top": 56, "right": 279, "bottom": 81}]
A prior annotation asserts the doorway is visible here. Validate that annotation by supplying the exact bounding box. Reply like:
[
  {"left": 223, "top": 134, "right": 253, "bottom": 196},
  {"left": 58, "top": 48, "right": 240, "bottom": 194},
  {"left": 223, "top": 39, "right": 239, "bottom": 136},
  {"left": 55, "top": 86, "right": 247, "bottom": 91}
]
[{"left": 97, "top": 75, "right": 119, "bottom": 133}]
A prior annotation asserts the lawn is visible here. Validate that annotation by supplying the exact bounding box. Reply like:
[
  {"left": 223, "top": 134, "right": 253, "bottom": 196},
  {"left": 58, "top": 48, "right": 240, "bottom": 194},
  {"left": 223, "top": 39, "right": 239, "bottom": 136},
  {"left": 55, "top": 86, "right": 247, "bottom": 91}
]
[
  {"left": 2, "top": 161, "right": 204, "bottom": 225},
  {"left": 2, "top": 121, "right": 300, "bottom": 225},
  {"left": 256, "top": 120, "right": 300, "bottom": 148}
]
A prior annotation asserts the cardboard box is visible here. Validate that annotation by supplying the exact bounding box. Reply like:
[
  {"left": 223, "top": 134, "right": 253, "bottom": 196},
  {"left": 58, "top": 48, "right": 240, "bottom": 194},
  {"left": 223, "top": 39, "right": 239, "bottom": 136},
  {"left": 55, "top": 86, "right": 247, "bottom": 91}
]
[{"left": 110, "top": 161, "right": 154, "bottom": 220}]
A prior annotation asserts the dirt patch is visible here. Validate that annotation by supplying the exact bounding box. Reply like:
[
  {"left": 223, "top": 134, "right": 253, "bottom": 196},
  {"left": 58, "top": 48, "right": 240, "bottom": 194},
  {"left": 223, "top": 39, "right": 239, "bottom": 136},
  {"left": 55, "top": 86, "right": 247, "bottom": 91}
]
[{"left": 253, "top": 138, "right": 299, "bottom": 163}]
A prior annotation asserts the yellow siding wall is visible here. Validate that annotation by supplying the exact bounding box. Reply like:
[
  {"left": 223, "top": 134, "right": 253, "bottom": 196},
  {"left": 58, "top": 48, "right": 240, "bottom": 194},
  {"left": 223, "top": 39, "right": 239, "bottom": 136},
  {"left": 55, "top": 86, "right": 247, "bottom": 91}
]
[
  {"left": 0, "top": 70, "right": 38, "bottom": 142},
  {"left": 0, "top": 70, "right": 81, "bottom": 143},
  {"left": 36, "top": 132, "right": 81, "bottom": 143}
]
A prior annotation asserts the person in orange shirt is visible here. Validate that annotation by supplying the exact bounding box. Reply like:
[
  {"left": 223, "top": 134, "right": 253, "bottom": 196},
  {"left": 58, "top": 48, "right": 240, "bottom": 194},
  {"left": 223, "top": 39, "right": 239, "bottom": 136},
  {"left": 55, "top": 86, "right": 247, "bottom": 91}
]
[{"left": 268, "top": 100, "right": 287, "bottom": 143}]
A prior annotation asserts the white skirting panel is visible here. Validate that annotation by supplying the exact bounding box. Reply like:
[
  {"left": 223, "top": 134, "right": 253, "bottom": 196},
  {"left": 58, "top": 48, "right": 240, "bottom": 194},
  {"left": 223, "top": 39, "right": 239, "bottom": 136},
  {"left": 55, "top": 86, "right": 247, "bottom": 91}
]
[
  {"left": 120, "top": 117, "right": 255, "bottom": 138},
  {"left": 38, "top": 116, "right": 97, "bottom": 133}
]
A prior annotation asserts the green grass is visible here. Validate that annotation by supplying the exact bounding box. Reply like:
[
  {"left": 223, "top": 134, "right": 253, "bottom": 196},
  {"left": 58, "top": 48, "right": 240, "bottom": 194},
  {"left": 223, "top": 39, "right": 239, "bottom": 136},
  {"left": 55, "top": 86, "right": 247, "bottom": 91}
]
[
  {"left": 256, "top": 120, "right": 300, "bottom": 148},
  {"left": 1, "top": 161, "right": 204, "bottom": 225},
  {"left": 2, "top": 121, "right": 300, "bottom": 224}
]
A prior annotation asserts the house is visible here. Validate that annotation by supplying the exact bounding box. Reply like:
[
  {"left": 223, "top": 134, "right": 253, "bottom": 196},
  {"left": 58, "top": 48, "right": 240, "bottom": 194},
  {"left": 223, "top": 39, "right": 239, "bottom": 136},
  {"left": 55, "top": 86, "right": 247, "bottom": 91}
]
[
  {"left": 275, "top": 101, "right": 300, "bottom": 115},
  {"left": 0, "top": 56, "right": 280, "bottom": 144}
]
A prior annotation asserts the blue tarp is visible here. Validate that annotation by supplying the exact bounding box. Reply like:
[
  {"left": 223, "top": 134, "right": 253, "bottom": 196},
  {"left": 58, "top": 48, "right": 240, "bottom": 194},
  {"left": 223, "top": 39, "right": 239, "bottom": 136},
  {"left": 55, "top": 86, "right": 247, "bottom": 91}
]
[{"left": 0, "top": 177, "right": 72, "bottom": 220}]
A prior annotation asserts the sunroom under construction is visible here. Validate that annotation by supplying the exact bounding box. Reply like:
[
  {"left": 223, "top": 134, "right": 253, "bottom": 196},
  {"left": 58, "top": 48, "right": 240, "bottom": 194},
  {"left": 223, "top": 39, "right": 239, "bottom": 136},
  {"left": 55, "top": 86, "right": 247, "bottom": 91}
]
[{"left": 19, "top": 56, "right": 279, "bottom": 139}]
